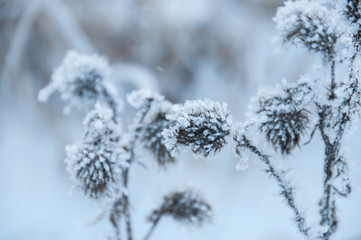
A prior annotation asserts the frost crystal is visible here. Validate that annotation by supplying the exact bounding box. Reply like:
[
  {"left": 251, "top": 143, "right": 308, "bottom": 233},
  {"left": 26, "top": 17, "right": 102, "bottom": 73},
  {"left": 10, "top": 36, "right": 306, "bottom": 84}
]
[
  {"left": 38, "top": 50, "right": 121, "bottom": 114},
  {"left": 274, "top": 0, "right": 341, "bottom": 61},
  {"left": 249, "top": 79, "right": 313, "bottom": 155},
  {"left": 148, "top": 190, "right": 212, "bottom": 225},
  {"left": 65, "top": 105, "right": 128, "bottom": 199},
  {"left": 163, "top": 99, "right": 232, "bottom": 158}
]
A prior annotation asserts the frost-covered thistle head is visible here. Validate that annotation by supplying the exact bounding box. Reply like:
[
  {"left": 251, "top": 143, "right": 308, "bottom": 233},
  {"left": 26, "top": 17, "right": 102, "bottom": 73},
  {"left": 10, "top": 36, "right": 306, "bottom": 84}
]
[
  {"left": 148, "top": 190, "right": 212, "bottom": 225},
  {"left": 251, "top": 79, "right": 313, "bottom": 155},
  {"left": 163, "top": 99, "right": 232, "bottom": 158},
  {"left": 345, "top": 0, "right": 361, "bottom": 50},
  {"left": 274, "top": 0, "right": 341, "bottom": 61},
  {"left": 127, "top": 89, "right": 175, "bottom": 167},
  {"left": 345, "top": 0, "right": 361, "bottom": 24},
  {"left": 65, "top": 105, "right": 128, "bottom": 199},
  {"left": 38, "top": 50, "right": 120, "bottom": 114}
]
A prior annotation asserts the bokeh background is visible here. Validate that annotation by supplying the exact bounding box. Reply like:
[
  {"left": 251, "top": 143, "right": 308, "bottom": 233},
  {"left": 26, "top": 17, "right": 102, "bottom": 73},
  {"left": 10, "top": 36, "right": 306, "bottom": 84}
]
[{"left": 1, "top": 0, "right": 361, "bottom": 239}]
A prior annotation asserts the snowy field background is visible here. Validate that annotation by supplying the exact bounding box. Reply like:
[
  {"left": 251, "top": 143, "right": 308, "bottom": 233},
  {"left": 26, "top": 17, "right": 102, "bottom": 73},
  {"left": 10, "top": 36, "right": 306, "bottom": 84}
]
[{"left": 1, "top": 0, "right": 361, "bottom": 239}]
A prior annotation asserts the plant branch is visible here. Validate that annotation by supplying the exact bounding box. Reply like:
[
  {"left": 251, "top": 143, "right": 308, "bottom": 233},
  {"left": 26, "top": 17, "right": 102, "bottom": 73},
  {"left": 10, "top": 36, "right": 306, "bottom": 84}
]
[
  {"left": 235, "top": 135, "right": 310, "bottom": 237},
  {"left": 143, "top": 214, "right": 162, "bottom": 240},
  {"left": 329, "top": 60, "right": 336, "bottom": 100}
]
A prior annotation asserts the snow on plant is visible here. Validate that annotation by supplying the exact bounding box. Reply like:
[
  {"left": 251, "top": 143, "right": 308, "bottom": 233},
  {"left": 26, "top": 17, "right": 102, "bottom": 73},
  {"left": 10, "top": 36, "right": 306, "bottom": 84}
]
[
  {"left": 162, "top": 1, "right": 361, "bottom": 239},
  {"left": 38, "top": 53, "right": 211, "bottom": 240},
  {"left": 144, "top": 189, "right": 212, "bottom": 240},
  {"left": 248, "top": 78, "right": 314, "bottom": 155},
  {"left": 38, "top": 50, "right": 122, "bottom": 116},
  {"left": 39, "top": 1, "right": 361, "bottom": 239},
  {"left": 163, "top": 99, "right": 232, "bottom": 158},
  {"left": 273, "top": 0, "right": 342, "bottom": 62},
  {"left": 127, "top": 89, "right": 175, "bottom": 167}
]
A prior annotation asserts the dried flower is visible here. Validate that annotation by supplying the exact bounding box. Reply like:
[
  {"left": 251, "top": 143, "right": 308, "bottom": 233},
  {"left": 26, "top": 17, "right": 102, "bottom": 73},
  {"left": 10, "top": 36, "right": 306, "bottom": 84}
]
[
  {"left": 274, "top": 0, "right": 341, "bottom": 61},
  {"left": 141, "top": 112, "right": 175, "bottom": 167},
  {"left": 65, "top": 105, "right": 128, "bottom": 199},
  {"left": 38, "top": 50, "right": 121, "bottom": 114},
  {"left": 163, "top": 99, "right": 232, "bottom": 158},
  {"left": 251, "top": 80, "right": 313, "bottom": 155},
  {"left": 148, "top": 190, "right": 212, "bottom": 225},
  {"left": 127, "top": 89, "right": 175, "bottom": 167},
  {"left": 345, "top": 0, "right": 361, "bottom": 24}
]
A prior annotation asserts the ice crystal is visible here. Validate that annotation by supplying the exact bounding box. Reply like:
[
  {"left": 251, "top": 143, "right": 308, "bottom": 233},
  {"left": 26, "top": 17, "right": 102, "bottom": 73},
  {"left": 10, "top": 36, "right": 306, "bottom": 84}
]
[{"left": 163, "top": 99, "right": 232, "bottom": 158}]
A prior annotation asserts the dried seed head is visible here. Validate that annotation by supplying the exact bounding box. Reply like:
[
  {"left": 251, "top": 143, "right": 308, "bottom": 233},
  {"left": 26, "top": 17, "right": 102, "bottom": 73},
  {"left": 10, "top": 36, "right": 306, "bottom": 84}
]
[
  {"left": 251, "top": 79, "right": 313, "bottom": 155},
  {"left": 148, "top": 190, "right": 212, "bottom": 225},
  {"left": 65, "top": 105, "right": 128, "bottom": 199},
  {"left": 345, "top": 0, "right": 361, "bottom": 50},
  {"left": 38, "top": 50, "right": 121, "bottom": 114},
  {"left": 142, "top": 111, "right": 175, "bottom": 167},
  {"left": 128, "top": 89, "right": 175, "bottom": 167},
  {"left": 163, "top": 99, "right": 232, "bottom": 158},
  {"left": 83, "top": 103, "right": 120, "bottom": 142},
  {"left": 345, "top": 0, "right": 361, "bottom": 24},
  {"left": 65, "top": 141, "right": 127, "bottom": 199},
  {"left": 274, "top": 0, "right": 341, "bottom": 61}
]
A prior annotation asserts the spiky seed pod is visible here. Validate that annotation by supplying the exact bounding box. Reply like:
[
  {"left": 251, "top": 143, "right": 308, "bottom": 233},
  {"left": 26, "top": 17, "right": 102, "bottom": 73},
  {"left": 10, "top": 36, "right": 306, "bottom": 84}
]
[
  {"left": 346, "top": 0, "right": 361, "bottom": 24},
  {"left": 259, "top": 102, "right": 309, "bottom": 155},
  {"left": 148, "top": 190, "right": 212, "bottom": 225},
  {"left": 274, "top": 0, "right": 341, "bottom": 62},
  {"left": 163, "top": 99, "right": 232, "bottom": 158},
  {"left": 38, "top": 50, "right": 121, "bottom": 114},
  {"left": 127, "top": 89, "right": 175, "bottom": 167},
  {"left": 65, "top": 141, "right": 127, "bottom": 199},
  {"left": 142, "top": 112, "right": 175, "bottom": 167},
  {"left": 65, "top": 105, "right": 128, "bottom": 199},
  {"left": 345, "top": 0, "right": 361, "bottom": 51},
  {"left": 251, "top": 80, "right": 313, "bottom": 155}
]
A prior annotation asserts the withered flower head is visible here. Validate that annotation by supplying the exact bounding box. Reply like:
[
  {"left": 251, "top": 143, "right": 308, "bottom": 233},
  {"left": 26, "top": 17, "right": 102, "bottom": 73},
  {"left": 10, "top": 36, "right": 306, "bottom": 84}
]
[
  {"left": 346, "top": 0, "right": 361, "bottom": 24},
  {"left": 128, "top": 89, "right": 175, "bottom": 167},
  {"left": 274, "top": 0, "right": 341, "bottom": 61},
  {"left": 65, "top": 105, "right": 128, "bottom": 199},
  {"left": 148, "top": 190, "right": 212, "bottom": 225},
  {"left": 252, "top": 79, "right": 313, "bottom": 155},
  {"left": 38, "top": 50, "right": 121, "bottom": 114},
  {"left": 163, "top": 99, "right": 232, "bottom": 158}
]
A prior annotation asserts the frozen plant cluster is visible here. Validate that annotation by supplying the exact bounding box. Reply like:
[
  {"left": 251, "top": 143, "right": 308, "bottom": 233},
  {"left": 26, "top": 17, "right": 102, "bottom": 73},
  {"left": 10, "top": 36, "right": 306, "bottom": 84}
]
[
  {"left": 38, "top": 0, "right": 361, "bottom": 239},
  {"left": 39, "top": 50, "right": 212, "bottom": 240}
]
